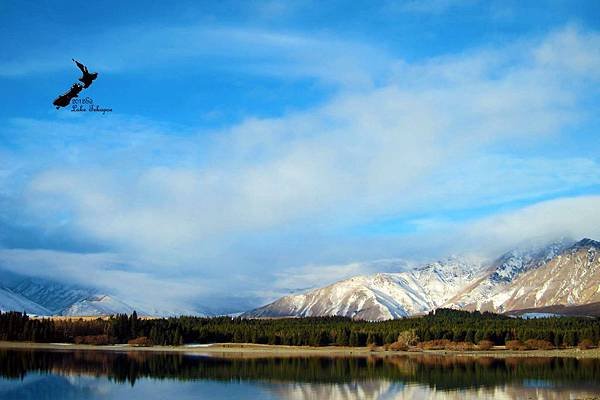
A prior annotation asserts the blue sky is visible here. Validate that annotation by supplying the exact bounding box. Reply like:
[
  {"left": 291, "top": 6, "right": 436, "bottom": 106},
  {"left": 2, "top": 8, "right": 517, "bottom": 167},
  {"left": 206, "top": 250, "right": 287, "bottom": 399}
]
[{"left": 1, "top": 0, "right": 599, "bottom": 312}]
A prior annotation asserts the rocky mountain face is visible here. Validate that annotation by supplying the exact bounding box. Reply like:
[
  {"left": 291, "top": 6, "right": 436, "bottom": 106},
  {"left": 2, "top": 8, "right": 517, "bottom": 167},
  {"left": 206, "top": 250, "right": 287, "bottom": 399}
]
[
  {"left": 492, "top": 239, "right": 600, "bottom": 311},
  {"left": 245, "top": 238, "right": 600, "bottom": 320},
  {"left": 445, "top": 238, "right": 573, "bottom": 312}
]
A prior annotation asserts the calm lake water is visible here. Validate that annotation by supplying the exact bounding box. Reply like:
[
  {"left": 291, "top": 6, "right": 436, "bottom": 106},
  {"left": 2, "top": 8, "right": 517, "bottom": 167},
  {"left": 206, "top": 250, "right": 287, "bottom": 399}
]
[{"left": 1, "top": 349, "right": 599, "bottom": 399}]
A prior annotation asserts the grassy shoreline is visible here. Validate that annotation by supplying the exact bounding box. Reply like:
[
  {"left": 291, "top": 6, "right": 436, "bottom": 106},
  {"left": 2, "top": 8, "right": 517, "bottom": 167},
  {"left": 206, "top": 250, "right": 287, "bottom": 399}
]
[{"left": 1, "top": 341, "right": 600, "bottom": 358}]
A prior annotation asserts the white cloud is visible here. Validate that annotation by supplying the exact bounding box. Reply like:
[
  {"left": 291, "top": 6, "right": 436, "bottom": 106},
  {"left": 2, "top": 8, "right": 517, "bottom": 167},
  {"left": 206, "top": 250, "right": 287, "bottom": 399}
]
[
  {"left": 21, "top": 28, "right": 599, "bottom": 257},
  {"left": 1, "top": 26, "right": 600, "bottom": 310},
  {"left": 260, "top": 195, "right": 600, "bottom": 296},
  {"left": 457, "top": 195, "right": 600, "bottom": 255},
  {"left": 534, "top": 26, "right": 600, "bottom": 79},
  {"left": 0, "top": 249, "right": 208, "bottom": 313}
]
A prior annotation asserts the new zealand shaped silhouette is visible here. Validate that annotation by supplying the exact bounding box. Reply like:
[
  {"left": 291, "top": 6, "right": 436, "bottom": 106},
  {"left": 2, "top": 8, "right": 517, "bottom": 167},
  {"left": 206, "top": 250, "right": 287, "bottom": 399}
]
[{"left": 52, "top": 59, "right": 99, "bottom": 109}]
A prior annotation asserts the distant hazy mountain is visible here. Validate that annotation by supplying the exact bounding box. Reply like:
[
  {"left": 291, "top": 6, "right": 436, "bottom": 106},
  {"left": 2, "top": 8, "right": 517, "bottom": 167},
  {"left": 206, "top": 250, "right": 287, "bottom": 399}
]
[
  {"left": 0, "top": 269, "right": 212, "bottom": 317},
  {"left": 0, "top": 286, "right": 52, "bottom": 315},
  {"left": 244, "top": 238, "right": 600, "bottom": 320},
  {"left": 0, "top": 271, "right": 150, "bottom": 316},
  {"left": 10, "top": 278, "right": 97, "bottom": 314}
]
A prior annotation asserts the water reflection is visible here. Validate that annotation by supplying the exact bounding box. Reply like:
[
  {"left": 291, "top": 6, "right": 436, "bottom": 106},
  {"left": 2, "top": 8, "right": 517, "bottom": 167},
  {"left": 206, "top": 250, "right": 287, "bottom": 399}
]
[{"left": 0, "top": 349, "right": 599, "bottom": 399}]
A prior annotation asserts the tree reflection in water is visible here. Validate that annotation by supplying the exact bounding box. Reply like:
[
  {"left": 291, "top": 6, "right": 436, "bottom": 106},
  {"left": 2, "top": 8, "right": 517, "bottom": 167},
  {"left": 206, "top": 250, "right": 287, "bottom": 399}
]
[{"left": 1, "top": 350, "right": 599, "bottom": 399}]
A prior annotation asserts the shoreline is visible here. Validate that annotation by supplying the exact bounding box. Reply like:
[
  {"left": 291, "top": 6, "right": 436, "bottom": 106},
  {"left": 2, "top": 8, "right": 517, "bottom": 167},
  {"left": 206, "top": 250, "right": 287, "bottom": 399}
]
[{"left": 1, "top": 341, "right": 600, "bottom": 358}]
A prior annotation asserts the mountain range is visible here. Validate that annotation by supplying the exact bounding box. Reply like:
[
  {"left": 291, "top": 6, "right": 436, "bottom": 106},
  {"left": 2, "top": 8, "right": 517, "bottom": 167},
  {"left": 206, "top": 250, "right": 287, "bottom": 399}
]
[
  {"left": 244, "top": 238, "right": 600, "bottom": 320},
  {"left": 1, "top": 238, "right": 599, "bottom": 319},
  {"left": 0, "top": 275, "right": 139, "bottom": 317}
]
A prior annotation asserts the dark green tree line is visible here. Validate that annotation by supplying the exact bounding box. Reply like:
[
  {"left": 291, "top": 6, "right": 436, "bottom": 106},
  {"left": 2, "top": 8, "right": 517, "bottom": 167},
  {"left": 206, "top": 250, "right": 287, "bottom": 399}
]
[{"left": 1, "top": 309, "right": 599, "bottom": 348}]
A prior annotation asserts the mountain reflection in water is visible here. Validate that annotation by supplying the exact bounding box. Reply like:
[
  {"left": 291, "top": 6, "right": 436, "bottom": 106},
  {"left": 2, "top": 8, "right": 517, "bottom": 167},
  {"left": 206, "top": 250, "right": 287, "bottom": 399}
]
[{"left": 0, "top": 349, "right": 599, "bottom": 399}]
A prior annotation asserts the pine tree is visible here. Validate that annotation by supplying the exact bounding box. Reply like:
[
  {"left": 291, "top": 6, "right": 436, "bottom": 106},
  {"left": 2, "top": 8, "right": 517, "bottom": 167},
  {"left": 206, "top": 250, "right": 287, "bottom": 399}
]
[{"left": 131, "top": 310, "right": 138, "bottom": 339}]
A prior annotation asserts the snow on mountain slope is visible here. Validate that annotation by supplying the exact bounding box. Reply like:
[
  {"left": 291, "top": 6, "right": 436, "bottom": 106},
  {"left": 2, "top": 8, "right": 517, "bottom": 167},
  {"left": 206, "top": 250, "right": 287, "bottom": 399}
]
[
  {"left": 489, "top": 239, "right": 600, "bottom": 311},
  {"left": 61, "top": 295, "right": 140, "bottom": 316},
  {"left": 244, "top": 259, "right": 485, "bottom": 321},
  {"left": 0, "top": 287, "right": 51, "bottom": 315},
  {"left": 444, "top": 239, "right": 574, "bottom": 312},
  {"left": 489, "top": 239, "right": 572, "bottom": 283}
]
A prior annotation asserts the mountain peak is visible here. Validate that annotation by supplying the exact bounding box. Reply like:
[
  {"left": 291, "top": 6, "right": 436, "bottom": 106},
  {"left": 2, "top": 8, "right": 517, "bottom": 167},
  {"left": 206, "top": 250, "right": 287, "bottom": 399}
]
[{"left": 573, "top": 238, "right": 600, "bottom": 249}]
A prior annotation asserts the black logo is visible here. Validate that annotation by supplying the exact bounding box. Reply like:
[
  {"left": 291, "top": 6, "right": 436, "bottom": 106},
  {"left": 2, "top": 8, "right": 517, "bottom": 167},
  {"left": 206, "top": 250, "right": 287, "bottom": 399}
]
[{"left": 53, "top": 59, "right": 110, "bottom": 113}]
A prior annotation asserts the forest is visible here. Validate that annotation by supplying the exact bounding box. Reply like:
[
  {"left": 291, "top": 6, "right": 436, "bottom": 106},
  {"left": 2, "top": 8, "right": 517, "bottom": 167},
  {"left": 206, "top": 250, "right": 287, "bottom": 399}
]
[{"left": 0, "top": 308, "right": 599, "bottom": 349}]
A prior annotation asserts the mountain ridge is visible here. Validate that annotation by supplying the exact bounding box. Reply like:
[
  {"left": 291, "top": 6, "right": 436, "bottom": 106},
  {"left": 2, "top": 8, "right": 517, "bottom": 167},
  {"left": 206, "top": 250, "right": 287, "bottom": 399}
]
[{"left": 244, "top": 238, "right": 600, "bottom": 320}]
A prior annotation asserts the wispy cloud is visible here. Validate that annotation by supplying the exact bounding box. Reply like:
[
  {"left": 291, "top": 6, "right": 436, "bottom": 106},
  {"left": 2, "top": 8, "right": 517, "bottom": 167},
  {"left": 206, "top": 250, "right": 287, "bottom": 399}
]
[{"left": 458, "top": 195, "right": 600, "bottom": 255}]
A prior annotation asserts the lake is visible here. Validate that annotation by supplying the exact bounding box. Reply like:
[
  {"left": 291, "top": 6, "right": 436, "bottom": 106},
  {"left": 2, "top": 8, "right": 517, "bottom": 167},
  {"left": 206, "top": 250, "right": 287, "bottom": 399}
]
[{"left": 1, "top": 349, "right": 599, "bottom": 399}]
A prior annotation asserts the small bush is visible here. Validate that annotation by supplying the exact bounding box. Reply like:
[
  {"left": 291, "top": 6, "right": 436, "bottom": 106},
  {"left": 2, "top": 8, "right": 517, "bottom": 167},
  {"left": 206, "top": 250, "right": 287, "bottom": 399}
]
[
  {"left": 506, "top": 340, "right": 529, "bottom": 351},
  {"left": 128, "top": 336, "right": 153, "bottom": 347},
  {"left": 578, "top": 339, "right": 595, "bottom": 350},
  {"left": 525, "top": 339, "right": 554, "bottom": 350},
  {"left": 477, "top": 340, "right": 494, "bottom": 350},
  {"left": 74, "top": 334, "right": 110, "bottom": 345},
  {"left": 389, "top": 341, "right": 408, "bottom": 351}
]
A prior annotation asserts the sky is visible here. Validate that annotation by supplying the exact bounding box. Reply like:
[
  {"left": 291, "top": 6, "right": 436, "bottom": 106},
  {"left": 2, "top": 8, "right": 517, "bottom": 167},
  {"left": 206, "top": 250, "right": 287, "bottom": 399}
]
[{"left": 1, "top": 0, "right": 599, "bottom": 313}]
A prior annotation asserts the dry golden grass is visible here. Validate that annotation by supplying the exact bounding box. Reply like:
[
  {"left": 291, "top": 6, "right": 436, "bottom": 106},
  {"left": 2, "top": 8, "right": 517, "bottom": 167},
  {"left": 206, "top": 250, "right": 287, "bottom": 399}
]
[{"left": 30, "top": 315, "right": 159, "bottom": 321}]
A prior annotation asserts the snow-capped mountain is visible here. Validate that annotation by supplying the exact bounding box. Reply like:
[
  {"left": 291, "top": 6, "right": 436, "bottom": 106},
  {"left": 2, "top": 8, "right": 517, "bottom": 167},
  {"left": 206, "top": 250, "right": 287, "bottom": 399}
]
[
  {"left": 445, "top": 239, "right": 574, "bottom": 312},
  {"left": 486, "top": 238, "right": 600, "bottom": 311},
  {"left": 61, "top": 295, "right": 140, "bottom": 316},
  {"left": 2, "top": 238, "right": 598, "bottom": 319},
  {"left": 244, "top": 258, "right": 486, "bottom": 321},
  {"left": 0, "top": 286, "right": 52, "bottom": 315},
  {"left": 489, "top": 238, "right": 571, "bottom": 283},
  {"left": 245, "top": 238, "right": 600, "bottom": 320}
]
